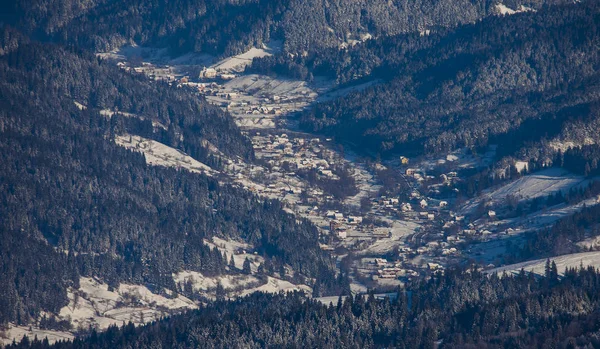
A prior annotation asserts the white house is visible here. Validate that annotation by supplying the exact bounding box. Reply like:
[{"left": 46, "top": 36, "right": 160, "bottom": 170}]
[{"left": 348, "top": 216, "right": 363, "bottom": 224}]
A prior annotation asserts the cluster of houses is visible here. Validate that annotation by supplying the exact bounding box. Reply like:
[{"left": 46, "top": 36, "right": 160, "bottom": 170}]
[
  {"left": 199, "top": 67, "right": 236, "bottom": 80},
  {"left": 323, "top": 210, "right": 398, "bottom": 246},
  {"left": 369, "top": 194, "right": 450, "bottom": 223},
  {"left": 370, "top": 258, "right": 419, "bottom": 280},
  {"left": 117, "top": 62, "right": 179, "bottom": 83},
  {"left": 225, "top": 133, "right": 352, "bottom": 227},
  {"left": 243, "top": 105, "right": 282, "bottom": 115},
  {"left": 253, "top": 134, "right": 339, "bottom": 179},
  {"left": 404, "top": 167, "right": 460, "bottom": 185},
  {"left": 227, "top": 94, "right": 305, "bottom": 117},
  {"left": 404, "top": 208, "right": 517, "bottom": 267},
  {"left": 324, "top": 211, "right": 369, "bottom": 240}
]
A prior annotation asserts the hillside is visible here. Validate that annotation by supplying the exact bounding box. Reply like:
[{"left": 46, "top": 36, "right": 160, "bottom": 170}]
[
  {"left": 489, "top": 251, "right": 600, "bottom": 276},
  {"left": 8, "top": 268, "right": 600, "bottom": 348},
  {"left": 1, "top": 0, "right": 565, "bottom": 56},
  {"left": 0, "top": 30, "right": 342, "bottom": 327},
  {"left": 3, "top": 0, "right": 600, "bottom": 346},
  {"left": 298, "top": 0, "right": 600, "bottom": 160}
]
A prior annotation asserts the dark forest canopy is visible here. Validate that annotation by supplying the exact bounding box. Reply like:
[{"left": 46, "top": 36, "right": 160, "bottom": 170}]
[
  {"left": 9, "top": 266, "right": 600, "bottom": 348},
  {"left": 0, "top": 27, "right": 253, "bottom": 163},
  {"left": 2, "top": 0, "right": 600, "bottom": 345},
  {"left": 0, "top": 0, "right": 568, "bottom": 56},
  {"left": 0, "top": 29, "right": 343, "bottom": 325},
  {"left": 293, "top": 0, "right": 600, "bottom": 160}
]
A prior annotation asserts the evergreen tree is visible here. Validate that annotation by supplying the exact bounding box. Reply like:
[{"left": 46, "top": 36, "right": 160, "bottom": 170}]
[{"left": 243, "top": 258, "right": 252, "bottom": 275}]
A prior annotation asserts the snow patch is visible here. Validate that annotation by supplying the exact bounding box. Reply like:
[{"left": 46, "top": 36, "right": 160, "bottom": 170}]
[
  {"left": 495, "top": 3, "right": 534, "bottom": 16},
  {"left": 115, "top": 134, "right": 216, "bottom": 176},
  {"left": 2, "top": 325, "right": 74, "bottom": 346},
  {"left": 462, "top": 168, "right": 592, "bottom": 213},
  {"left": 495, "top": 3, "right": 516, "bottom": 15},
  {"left": 73, "top": 101, "right": 87, "bottom": 110},
  {"left": 173, "top": 271, "right": 310, "bottom": 299},
  {"left": 211, "top": 41, "right": 282, "bottom": 73},
  {"left": 239, "top": 277, "right": 311, "bottom": 296},
  {"left": 99, "top": 109, "right": 137, "bottom": 119},
  {"left": 58, "top": 277, "right": 197, "bottom": 332},
  {"left": 488, "top": 251, "right": 600, "bottom": 276},
  {"left": 515, "top": 161, "right": 529, "bottom": 173}
]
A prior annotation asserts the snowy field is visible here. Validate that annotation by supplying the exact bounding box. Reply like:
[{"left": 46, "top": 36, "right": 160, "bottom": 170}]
[
  {"left": 212, "top": 48, "right": 271, "bottom": 72},
  {"left": 238, "top": 277, "right": 311, "bottom": 297},
  {"left": 362, "top": 220, "right": 420, "bottom": 255},
  {"left": 224, "top": 74, "right": 318, "bottom": 99},
  {"left": 210, "top": 40, "right": 281, "bottom": 72},
  {"left": 2, "top": 326, "right": 74, "bottom": 346},
  {"left": 3, "top": 267, "right": 311, "bottom": 345},
  {"left": 177, "top": 238, "right": 312, "bottom": 297},
  {"left": 495, "top": 3, "right": 534, "bottom": 15},
  {"left": 59, "top": 277, "right": 197, "bottom": 331},
  {"left": 115, "top": 134, "right": 216, "bottom": 176},
  {"left": 173, "top": 271, "right": 310, "bottom": 299},
  {"left": 343, "top": 150, "right": 382, "bottom": 209},
  {"left": 205, "top": 73, "right": 324, "bottom": 129},
  {"left": 488, "top": 251, "right": 600, "bottom": 276},
  {"left": 1, "top": 277, "right": 198, "bottom": 345},
  {"left": 490, "top": 196, "right": 600, "bottom": 233},
  {"left": 462, "top": 168, "right": 594, "bottom": 213}
]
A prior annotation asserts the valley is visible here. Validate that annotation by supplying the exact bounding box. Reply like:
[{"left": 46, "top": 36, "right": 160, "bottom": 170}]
[
  {"left": 5, "top": 34, "right": 600, "bottom": 344},
  {"left": 3, "top": 0, "right": 600, "bottom": 347},
  {"left": 98, "top": 44, "right": 600, "bottom": 297}
]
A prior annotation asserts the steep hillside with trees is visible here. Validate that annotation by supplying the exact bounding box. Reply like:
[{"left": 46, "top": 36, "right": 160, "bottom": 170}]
[
  {"left": 9, "top": 267, "right": 600, "bottom": 348},
  {"left": 299, "top": 0, "right": 600, "bottom": 158},
  {"left": 0, "top": 30, "right": 341, "bottom": 325},
  {"left": 1, "top": 0, "right": 565, "bottom": 55}
]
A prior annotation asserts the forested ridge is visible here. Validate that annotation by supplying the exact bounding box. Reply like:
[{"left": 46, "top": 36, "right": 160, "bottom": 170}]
[
  {"left": 0, "top": 27, "right": 252, "bottom": 163},
  {"left": 295, "top": 0, "right": 600, "bottom": 159},
  {"left": 2, "top": 0, "right": 600, "bottom": 345},
  {"left": 9, "top": 267, "right": 600, "bottom": 348},
  {"left": 0, "top": 28, "right": 342, "bottom": 325},
  {"left": 1, "top": 0, "right": 565, "bottom": 56}
]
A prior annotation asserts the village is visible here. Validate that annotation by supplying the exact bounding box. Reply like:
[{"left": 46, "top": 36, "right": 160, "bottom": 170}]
[
  {"left": 100, "top": 45, "right": 581, "bottom": 292},
  {"left": 9, "top": 42, "right": 598, "bottom": 345}
]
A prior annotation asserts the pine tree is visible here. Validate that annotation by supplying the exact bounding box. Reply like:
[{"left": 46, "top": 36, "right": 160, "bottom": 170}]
[
  {"left": 243, "top": 258, "right": 252, "bottom": 275},
  {"left": 216, "top": 281, "right": 225, "bottom": 301},
  {"left": 229, "top": 255, "right": 236, "bottom": 270},
  {"left": 545, "top": 258, "right": 552, "bottom": 278},
  {"left": 550, "top": 261, "right": 559, "bottom": 284}
]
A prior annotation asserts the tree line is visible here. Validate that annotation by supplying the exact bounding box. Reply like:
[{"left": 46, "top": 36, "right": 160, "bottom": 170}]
[
  {"left": 2, "top": 0, "right": 565, "bottom": 56},
  {"left": 8, "top": 266, "right": 600, "bottom": 348}
]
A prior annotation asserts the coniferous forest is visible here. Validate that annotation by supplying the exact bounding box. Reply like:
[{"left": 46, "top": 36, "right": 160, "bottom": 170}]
[
  {"left": 2, "top": 0, "right": 600, "bottom": 347},
  {"left": 297, "top": 0, "right": 600, "bottom": 158},
  {"left": 1, "top": 0, "right": 567, "bottom": 55},
  {"left": 8, "top": 267, "right": 600, "bottom": 348},
  {"left": 0, "top": 28, "right": 342, "bottom": 326}
]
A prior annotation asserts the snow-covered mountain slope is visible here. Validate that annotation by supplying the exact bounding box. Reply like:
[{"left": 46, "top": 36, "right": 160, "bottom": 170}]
[{"left": 488, "top": 251, "right": 600, "bottom": 276}]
